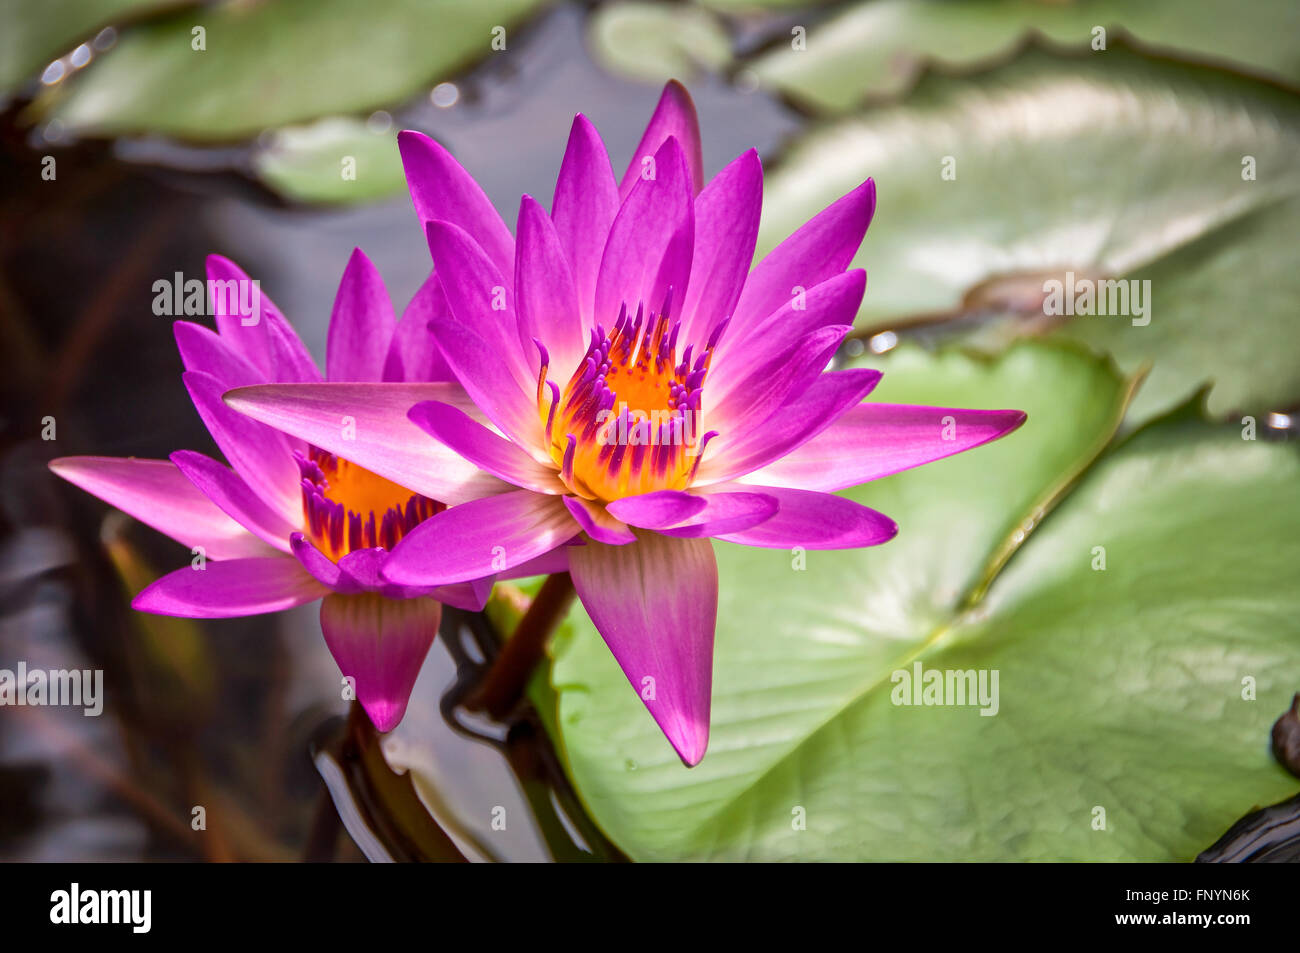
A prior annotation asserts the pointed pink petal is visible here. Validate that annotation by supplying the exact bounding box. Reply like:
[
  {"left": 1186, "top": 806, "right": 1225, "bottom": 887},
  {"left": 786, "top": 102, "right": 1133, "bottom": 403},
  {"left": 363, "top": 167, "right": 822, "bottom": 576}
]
[
  {"left": 290, "top": 535, "right": 493, "bottom": 611},
  {"left": 608, "top": 489, "right": 776, "bottom": 538},
  {"left": 679, "top": 149, "right": 762, "bottom": 347},
  {"left": 265, "top": 312, "right": 323, "bottom": 383},
  {"left": 424, "top": 220, "right": 546, "bottom": 451},
  {"left": 407, "top": 401, "right": 564, "bottom": 495},
  {"left": 738, "top": 404, "right": 1029, "bottom": 492},
  {"left": 597, "top": 135, "right": 694, "bottom": 324},
  {"left": 516, "top": 194, "right": 584, "bottom": 375},
  {"left": 184, "top": 370, "right": 301, "bottom": 523},
  {"left": 335, "top": 548, "right": 393, "bottom": 591},
  {"left": 429, "top": 577, "right": 494, "bottom": 613},
  {"left": 722, "top": 178, "right": 875, "bottom": 350},
  {"left": 697, "top": 368, "right": 882, "bottom": 486},
  {"left": 563, "top": 496, "right": 637, "bottom": 545},
  {"left": 499, "top": 546, "right": 572, "bottom": 579},
  {"left": 176, "top": 322, "right": 309, "bottom": 467},
  {"left": 711, "top": 485, "right": 897, "bottom": 549},
  {"left": 49, "top": 456, "right": 274, "bottom": 561},
  {"left": 384, "top": 490, "right": 578, "bottom": 586},
  {"left": 569, "top": 533, "right": 717, "bottom": 766},
  {"left": 223, "top": 382, "right": 512, "bottom": 506},
  {"left": 551, "top": 114, "right": 619, "bottom": 327},
  {"left": 327, "top": 248, "right": 397, "bottom": 382},
  {"left": 709, "top": 269, "right": 866, "bottom": 406},
  {"left": 204, "top": 254, "right": 281, "bottom": 376},
  {"left": 605, "top": 490, "right": 706, "bottom": 528},
  {"left": 619, "top": 81, "right": 704, "bottom": 199},
  {"left": 133, "top": 556, "right": 328, "bottom": 617},
  {"left": 398, "top": 130, "right": 515, "bottom": 276},
  {"left": 169, "top": 450, "right": 297, "bottom": 552},
  {"left": 707, "top": 324, "right": 855, "bottom": 444},
  {"left": 320, "top": 592, "right": 439, "bottom": 733},
  {"left": 174, "top": 321, "right": 265, "bottom": 389},
  {"left": 383, "top": 271, "right": 455, "bottom": 382},
  {"left": 291, "top": 533, "right": 342, "bottom": 588},
  {"left": 205, "top": 255, "right": 320, "bottom": 383},
  {"left": 655, "top": 490, "right": 778, "bottom": 539}
]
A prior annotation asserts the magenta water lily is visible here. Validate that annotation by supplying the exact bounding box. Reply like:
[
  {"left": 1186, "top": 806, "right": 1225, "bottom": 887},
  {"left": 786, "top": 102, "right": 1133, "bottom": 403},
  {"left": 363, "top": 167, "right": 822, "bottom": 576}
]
[
  {"left": 48, "top": 252, "right": 559, "bottom": 733},
  {"left": 226, "top": 82, "right": 1027, "bottom": 766}
]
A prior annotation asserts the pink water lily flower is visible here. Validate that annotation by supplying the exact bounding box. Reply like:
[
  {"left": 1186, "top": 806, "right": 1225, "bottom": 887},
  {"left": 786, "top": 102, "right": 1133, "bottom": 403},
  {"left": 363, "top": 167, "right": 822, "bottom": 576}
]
[
  {"left": 50, "top": 251, "right": 560, "bottom": 732},
  {"left": 227, "top": 83, "right": 1025, "bottom": 765}
]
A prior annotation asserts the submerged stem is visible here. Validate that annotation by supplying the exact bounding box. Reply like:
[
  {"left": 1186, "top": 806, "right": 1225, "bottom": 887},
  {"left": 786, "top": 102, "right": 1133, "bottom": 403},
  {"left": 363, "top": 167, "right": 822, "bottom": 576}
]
[{"left": 466, "top": 572, "right": 576, "bottom": 719}]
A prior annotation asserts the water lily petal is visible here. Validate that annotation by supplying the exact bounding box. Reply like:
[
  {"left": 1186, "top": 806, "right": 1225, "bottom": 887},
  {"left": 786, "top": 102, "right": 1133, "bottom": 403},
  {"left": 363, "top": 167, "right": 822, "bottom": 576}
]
[
  {"left": 320, "top": 592, "right": 439, "bottom": 733},
  {"left": 169, "top": 450, "right": 296, "bottom": 552},
  {"left": 407, "top": 400, "right": 564, "bottom": 495},
  {"left": 708, "top": 269, "right": 866, "bottom": 405},
  {"left": 551, "top": 114, "right": 619, "bottom": 327},
  {"left": 569, "top": 532, "right": 717, "bottom": 766},
  {"left": 516, "top": 194, "right": 584, "bottom": 376},
  {"left": 722, "top": 177, "right": 875, "bottom": 350},
  {"left": 383, "top": 271, "right": 455, "bottom": 383},
  {"left": 176, "top": 322, "right": 309, "bottom": 468},
  {"left": 204, "top": 254, "right": 282, "bottom": 376},
  {"left": 205, "top": 255, "right": 320, "bottom": 383},
  {"left": 290, "top": 533, "right": 493, "bottom": 611},
  {"left": 679, "top": 149, "right": 762, "bottom": 347},
  {"left": 429, "top": 577, "right": 495, "bottom": 613},
  {"left": 655, "top": 490, "right": 778, "bottom": 539},
  {"left": 563, "top": 496, "right": 637, "bottom": 545},
  {"left": 384, "top": 490, "right": 578, "bottom": 586},
  {"left": 290, "top": 533, "right": 342, "bottom": 588},
  {"left": 184, "top": 370, "right": 302, "bottom": 523},
  {"left": 619, "top": 80, "right": 704, "bottom": 199},
  {"left": 335, "top": 548, "right": 395, "bottom": 593},
  {"left": 398, "top": 130, "right": 515, "bottom": 276},
  {"left": 224, "top": 382, "right": 511, "bottom": 506},
  {"left": 596, "top": 136, "right": 694, "bottom": 326},
  {"left": 328, "top": 247, "right": 398, "bottom": 382},
  {"left": 696, "top": 368, "right": 882, "bottom": 486},
  {"left": 174, "top": 320, "right": 266, "bottom": 389},
  {"left": 706, "top": 324, "right": 854, "bottom": 444},
  {"left": 605, "top": 489, "right": 706, "bottom": 528},
  {"left": 737, "top": 404, "right": 1029, "bottom": 492},
  {"left": 424, "top": 220, "right": 546, "bottom": 452},
  {"left": 711, "top": 485, "right": 897, "bottom": 550},
  {"left": 499, "top": 546, "right": 573, "bottom": 579},
  {"left": 265, "top": 310, "right": 323, "bottom": 384},
  {"left": 133, "top": 556, "right": 328, "bottom": 617},
  {"left": 48, "top": 456, "right": 274, "bottom": 561}
]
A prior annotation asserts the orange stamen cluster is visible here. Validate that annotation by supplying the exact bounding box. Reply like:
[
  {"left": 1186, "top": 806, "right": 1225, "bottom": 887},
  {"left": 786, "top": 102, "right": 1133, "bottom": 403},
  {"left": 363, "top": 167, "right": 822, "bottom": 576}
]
[
  {"left": 536, "top": 296, "right": 721, "bottom": 502},
  {"left": 298, "top": 447, "right": 443, "bottom": 560}
]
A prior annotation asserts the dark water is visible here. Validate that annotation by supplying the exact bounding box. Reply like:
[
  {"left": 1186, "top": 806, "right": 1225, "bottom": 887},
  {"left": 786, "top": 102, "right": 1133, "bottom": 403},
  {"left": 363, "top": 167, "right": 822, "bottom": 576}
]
[{"left": 0, "top": 2, "right": 801, "bottom": 861}]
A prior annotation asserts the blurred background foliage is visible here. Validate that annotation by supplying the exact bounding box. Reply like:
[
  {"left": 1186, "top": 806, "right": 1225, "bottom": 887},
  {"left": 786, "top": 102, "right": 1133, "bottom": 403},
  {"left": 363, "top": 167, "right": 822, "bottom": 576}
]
[{"left": 0, "top": 0, "right": 1297, "bottom": 861}]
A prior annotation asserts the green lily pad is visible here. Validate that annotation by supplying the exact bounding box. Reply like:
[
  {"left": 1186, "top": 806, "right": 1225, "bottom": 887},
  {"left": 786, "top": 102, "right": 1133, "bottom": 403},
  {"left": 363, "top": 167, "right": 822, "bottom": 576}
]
[
  {"left": 587, "top": 2, "right": 731, "bottom": 85},
  {"left": 540, "top": 342, "right": 1289, "bottom": 861},
  {"left": 47, "top": 0, "right": 547, "bottom": 140},
  {"left": 252, "top": 117, "right": 404, "bottom": 205},
  {"left": 0, "top": 0, "right": 193, "bottom": 94},
  {"left": 747, "top": 0, "right": 1300, "bottom": 113},
  {"left": 1055, "top": 195, "right": 1300, "bottom": 424},
  {"left": 757, "top": 45, "right": 1300, "bottom": 422}
]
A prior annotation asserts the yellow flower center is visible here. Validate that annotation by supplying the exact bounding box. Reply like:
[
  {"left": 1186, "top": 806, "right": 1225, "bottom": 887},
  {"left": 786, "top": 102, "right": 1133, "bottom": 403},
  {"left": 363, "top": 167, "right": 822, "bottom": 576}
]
[
  {"left": 298, "top": 447, "right": 442, "bottom": 559},
  {"left": 535, "top": 300, "right": 720, "bottom": 503}
]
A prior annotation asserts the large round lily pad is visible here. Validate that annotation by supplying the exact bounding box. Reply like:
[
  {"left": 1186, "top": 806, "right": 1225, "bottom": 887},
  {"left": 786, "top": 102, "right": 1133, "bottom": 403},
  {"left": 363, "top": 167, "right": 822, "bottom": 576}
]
[
  {"left": 536, "top": 344, "right": 1300, "bottom": 860},
  {"left": 748, "top": 0, "right": 1300, "bottom": 113},
  {"left": 47, "top": 0, "right": 548, "bottom": 140},
  {"left": 757, "top": 46, "right": 1300, "bottom": 422}
]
